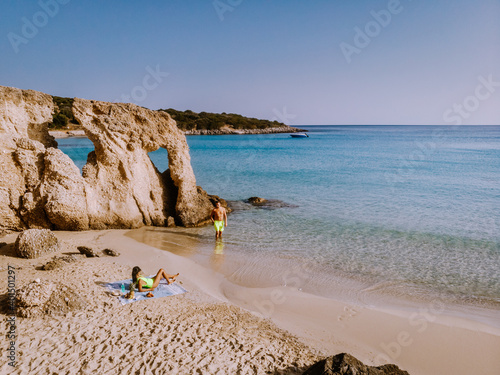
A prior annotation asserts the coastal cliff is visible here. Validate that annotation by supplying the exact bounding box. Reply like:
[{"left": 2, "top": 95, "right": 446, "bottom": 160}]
[{"left": 0, "top": 86, "right": 215, "bottom": 231}]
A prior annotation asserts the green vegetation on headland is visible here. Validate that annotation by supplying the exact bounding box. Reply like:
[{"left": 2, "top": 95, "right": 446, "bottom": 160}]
[
  {"left": 159, "top": 108, "right": 286, "bottom": 131},
  {"left": 49, "top": 96, "right": 80, "bottom": 129},
  {"left": 48, "top": 96, "right": 293, "bottom": 133}
]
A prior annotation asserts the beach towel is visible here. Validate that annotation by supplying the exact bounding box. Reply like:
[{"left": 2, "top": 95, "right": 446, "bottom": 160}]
[{"left": 105, "top": 277, "right": 187, "bottom": 305}]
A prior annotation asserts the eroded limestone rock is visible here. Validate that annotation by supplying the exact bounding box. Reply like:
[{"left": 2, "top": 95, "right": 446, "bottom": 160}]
[
  {"left": 42, "top": 147, "right": 89, "bottom": 230},
  {"left": 72, "top": 98, "right": 214, "bottom": 227},
  {"left": 14, "top": 229, "right": 60, "bottom": 259},
  {"left": 0, "top": 86, "right": 56, "bottom": 147},
  {"left": 0, "top": 86, "right": 217, "bottom": 230}
]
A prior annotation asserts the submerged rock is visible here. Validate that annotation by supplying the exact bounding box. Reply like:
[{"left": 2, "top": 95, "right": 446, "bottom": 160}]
[
  {"left": 14, "top": 229, "right": 60, "bottom": 259},
  {"left": 303, "top": 353, "right": 410, "bottom": 375},
  {"left": 0, "top": 85, "right": 217, "bottom": 230},
  {"left": 248, "top": 196, "right": 267, "bottom": 205},
  {"left": 229, "top": 197, "right": 298, "bottom": 211}
]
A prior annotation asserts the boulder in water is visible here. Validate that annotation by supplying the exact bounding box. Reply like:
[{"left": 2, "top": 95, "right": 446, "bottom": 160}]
[
  {"left": 248, "top": 196, "right": 268, "bottom": 205},
  {"left": 241, "top": 197, "right": 298, "bottom": 210}
]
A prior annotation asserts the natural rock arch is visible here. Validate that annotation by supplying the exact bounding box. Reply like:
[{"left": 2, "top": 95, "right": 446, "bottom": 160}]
[
  {"left": 72, "top": 98, "right": 213, "bottom": 228},
  {"left": 0, "top": 86, "right": 214, "bottom": 231}
]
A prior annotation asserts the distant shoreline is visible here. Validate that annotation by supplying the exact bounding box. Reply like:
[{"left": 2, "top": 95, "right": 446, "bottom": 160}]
[
  {"left": 184, "top": 125, "right": 306, "bottom": 135},
  {"left": 49, "top": 126, "right": 306, "bottom": 138}
]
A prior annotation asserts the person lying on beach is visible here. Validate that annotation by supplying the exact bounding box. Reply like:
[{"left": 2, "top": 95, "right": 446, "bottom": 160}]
[
  {"left": 131, "top": 266, "right": 179, "bottom": 292},
  {"left": 210, "top": 201, "right": 227, "bottom": 240}
]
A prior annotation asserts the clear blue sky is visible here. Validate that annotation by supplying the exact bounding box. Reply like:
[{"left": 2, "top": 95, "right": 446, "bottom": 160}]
[{"left": 1, "top": 0, "right": 499, "bottom": 125}]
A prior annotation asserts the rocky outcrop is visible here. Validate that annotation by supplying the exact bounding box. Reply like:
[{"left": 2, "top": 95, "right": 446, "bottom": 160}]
[
  {"left": 0, "top": 86, "right": 55, "bottom": 229},
  {"left": 72, "top": 98, "right": 213, "bottom": 227},
  {"left": 14, "top": 229, "right": 60, "bottom": 259},
  {"left": 303, "top": 353, "right": 410, "bottom": 375},
  {"left": 42, "top": 147, "right": 89, "bottom": 230},
  {"left": 0, "top": 86, "right": 56, "bottom": 147},
  {"left": 16, "top": 280, "right": 88, "bottom": 318},
  {"left": 0, "top": 86, "right": 216, "bottom": 230}
]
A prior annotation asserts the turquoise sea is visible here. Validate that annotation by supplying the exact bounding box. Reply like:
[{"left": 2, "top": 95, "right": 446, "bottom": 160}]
[{"left": 58, "top": 126, "right": 500, "bottom": 318}]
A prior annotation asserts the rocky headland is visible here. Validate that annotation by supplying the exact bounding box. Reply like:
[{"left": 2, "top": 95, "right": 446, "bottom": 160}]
[
  {"left": 161, "top": 108, "right": 306, "bottom": 135},
  {"left": 183, "top": 125, "right": 305, "bottom": 135},
  {"left": 0, "top": 85, "right": 220, "bottom": 231}
]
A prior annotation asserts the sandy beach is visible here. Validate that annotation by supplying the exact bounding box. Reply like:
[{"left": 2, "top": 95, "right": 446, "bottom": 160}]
[
  {"left": 1, "top": 229, "right": 499, "bottom": 375},
  {"left": 2, "top": 0, "right": 499, "bottom": 373}
]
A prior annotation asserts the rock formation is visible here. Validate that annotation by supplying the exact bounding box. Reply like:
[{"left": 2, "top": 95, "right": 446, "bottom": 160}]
[
  {"left": 247, "top": 196, "right": 268, "bottom": 205},
  {"left": 0, "top": 86, "right": 56, "bottom": 147},
  {"left": 72, "top": 98, "right": 213, "bottom": 227},
  {"left": 14, "top": 229, "right": 60, "bottom": 259},
  {"left": 303, "top": 353, "right": 410, "bottom": 375},
  {"left": 232, "top": 197, "right": 298, "bottom": 210},
  {"left": 16, "top": 280, "right": 88, "bottom": 318},
  {"left": 77, "top": 246, "right": 100, "bottom": 258},
  {"left": 103, "top": 248, "right": 120, "bottom": 257},
  {"left": 0, "top": 85, "right": 216, "bottom": 230},
  {"left": 42, "top": 254, "right": 85, "bottom": 270}
]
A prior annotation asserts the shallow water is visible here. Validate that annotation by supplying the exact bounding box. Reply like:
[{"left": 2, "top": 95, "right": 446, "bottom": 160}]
[{"left": 58, "top": 126, "right": 500, "bottom": 316}]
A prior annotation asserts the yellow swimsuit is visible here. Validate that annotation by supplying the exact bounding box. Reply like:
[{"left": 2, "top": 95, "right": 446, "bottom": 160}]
[
  {"left": 137, "top": 276, "right": 153, "bottom": 289},
  {"left": 214, "top": 220, "right": 224, "bottom": 232}
]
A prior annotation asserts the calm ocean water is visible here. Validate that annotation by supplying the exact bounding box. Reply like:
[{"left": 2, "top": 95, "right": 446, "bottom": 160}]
[{"left": 58, "top": 126, "right": 500, "bottom": 313}]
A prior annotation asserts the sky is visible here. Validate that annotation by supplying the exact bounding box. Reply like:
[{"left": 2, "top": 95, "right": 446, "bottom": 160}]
[{"left": 1, "top": 0, "right": 499, "bottom": 125}]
